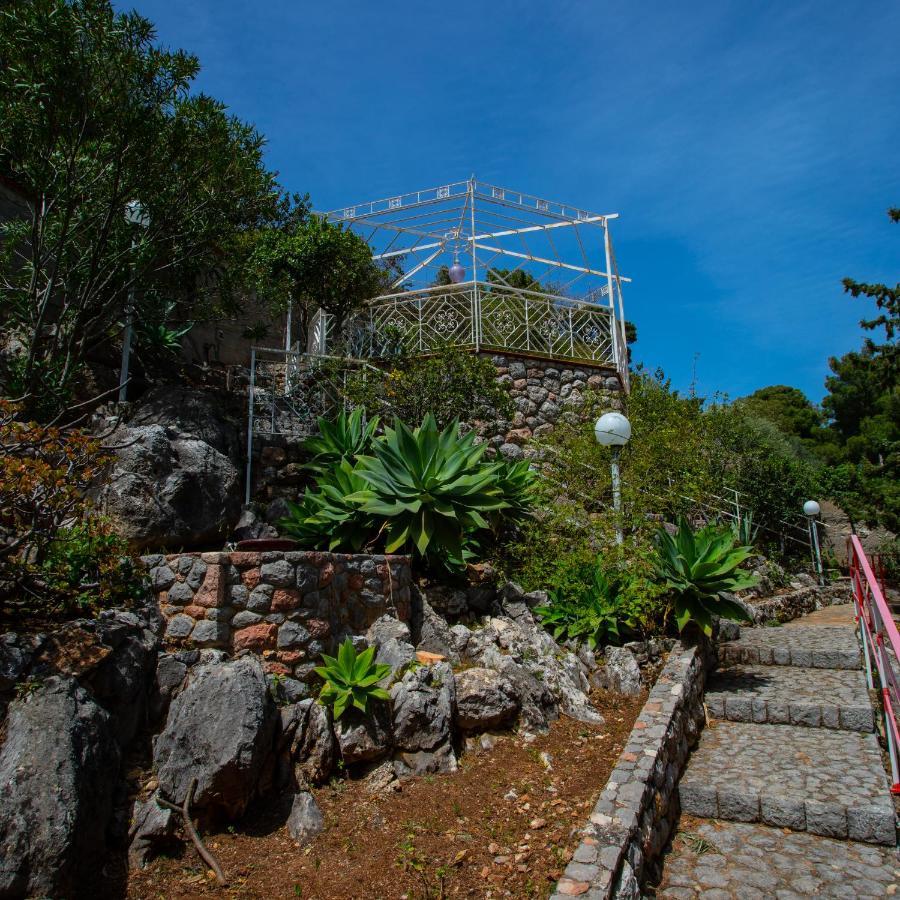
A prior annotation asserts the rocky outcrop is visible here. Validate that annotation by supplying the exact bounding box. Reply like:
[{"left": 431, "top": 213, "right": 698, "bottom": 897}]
[
  {"left": 335, "top": 705, "right": 392, "bottom": 765},
  {"left": 391, "top": 662, "right": 457, "bottom": 776},
  {"left": 454, "top": 667, "right": 520, "bottom": 732},
  {"left": 0, "top": 677, "right": 120, "bottom": 897},
  {"left": 153, "top": 655, "right": 277, "bottom": 821},
  {"left": 96, "top": 387, "right": 243, "bottom": 550}
]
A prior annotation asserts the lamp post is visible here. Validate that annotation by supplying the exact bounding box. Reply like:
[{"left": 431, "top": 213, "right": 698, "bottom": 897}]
[
  {"left": 118, "top": 200, "right": 150, "bottom": 403},
  {"left": 803, "top": 499, "right": 824, "bottom": 586},
  {"left": 594, "top": 411, "right": 631, "bottom": 545}
]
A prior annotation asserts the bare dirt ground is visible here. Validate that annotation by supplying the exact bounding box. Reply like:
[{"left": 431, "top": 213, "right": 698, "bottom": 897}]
[{"left": 127, "top": 689, "right": 645, "bottom": 900}]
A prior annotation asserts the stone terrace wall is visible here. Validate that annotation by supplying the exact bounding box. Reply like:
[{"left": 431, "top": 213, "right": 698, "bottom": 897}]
[
  {"left": 478, "top": 353, "right": 622, "bottom": 460},
  {"left": 251, "top": 352, "right": 624, "bottom": 505},
  {"left": 141, "top": 550, "right": 412, "bottom": 679},
  {"left": 551, "top": 641, "right": 710, "bottom": 899}
]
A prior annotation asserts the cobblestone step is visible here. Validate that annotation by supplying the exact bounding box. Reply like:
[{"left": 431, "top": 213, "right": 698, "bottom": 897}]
[
  {"left": 705, "top": 664, "right": 874, "bottom": 732},
  {"left": 719, "top": 624, "right": 861, "bottom": 669},
  {"left": 678, "top": 721, "right": 895, "bottom": 845},
  {"left": 657, "top": 820, "right": 900, "bottom": 898}
]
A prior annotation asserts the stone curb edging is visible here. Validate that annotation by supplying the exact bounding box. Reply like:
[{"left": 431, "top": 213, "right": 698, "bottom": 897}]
[{"left": 550, "top": 641, "right": 709, "bottom": 900}]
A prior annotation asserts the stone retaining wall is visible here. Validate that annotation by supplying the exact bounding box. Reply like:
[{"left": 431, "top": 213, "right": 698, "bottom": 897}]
[
  {"left": 550, "top": 641, "right": 710, "bottom": 899},
  {"left": 746, "top": 581, "right": 851, "bottom": 625},
  {"left": 251, "top": 353, "right": 622, "bottom": 504},
  {"left": 480, "top": 354, "right": 622, "bottom": 460},
  {"left": 141, "top": 550, "right": 412, "bottom": 678}
]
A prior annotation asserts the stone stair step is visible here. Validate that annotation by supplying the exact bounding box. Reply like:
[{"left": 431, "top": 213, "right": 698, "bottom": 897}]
[
  {"left": 720, "top": 625, "right": 861, "bottom": 670},
  {"left": 657, "top": 820, "right": 899, "bottom": 898},
  {"left": 705, "top": 664, "right": 874, "bottom": 732},
  {"left": 678, "top": 721, "right": 895, "bottom": 845}
]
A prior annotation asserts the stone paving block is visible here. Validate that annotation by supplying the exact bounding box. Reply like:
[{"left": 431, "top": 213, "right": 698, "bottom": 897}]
[
  {"left": 677, "top": 721, "right": 894, "bottom": 844},
  {"left": 656, "top": 820, "right": 899, "bottom": 898},
  {"left": 705, "top": 664, "right": 873, "bottom": 732},
  {"left": 718, "top": 625, "right": 861, "bottom": 670}
]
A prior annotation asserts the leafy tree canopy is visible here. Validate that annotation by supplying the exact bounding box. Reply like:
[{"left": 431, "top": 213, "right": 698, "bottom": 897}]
[
  {"left": 0, "top": 0, "right": 282, "bottom": 416},
  {"left": 736, "top": 385, "right": 822, "bottom": 442}
]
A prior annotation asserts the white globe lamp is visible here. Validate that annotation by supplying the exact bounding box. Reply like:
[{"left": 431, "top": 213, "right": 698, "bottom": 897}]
[
  {"left": 803, "top": 500, "right": 824, "bottom": 585},
  {"left": 594, "top": 412, "right": 631, "bottom": 545},
  {"left": 594, "top": 412, "right": 632, "bottom": 447}
]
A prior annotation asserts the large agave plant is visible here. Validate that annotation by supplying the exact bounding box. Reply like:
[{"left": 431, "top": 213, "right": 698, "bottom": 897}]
[
  {"left": 279, "top": 460, "right": 372, "bottom": 551},
  {"left": 301, "top": 407, "right": 379, "bottom": 474},
  {"left": 349, "top": 414, "right": 507, "bottom": 558},
  {"left": 653, "top": 518, "right": 758, "bottom": 636}
]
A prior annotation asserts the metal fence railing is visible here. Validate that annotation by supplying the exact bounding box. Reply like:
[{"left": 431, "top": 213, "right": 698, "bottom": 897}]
[
  {"left": 849, "top": 533, "right": 900, "bottom": 794},
  {"left": 308, "top": 281, "right": 630, "bottom": 387}
]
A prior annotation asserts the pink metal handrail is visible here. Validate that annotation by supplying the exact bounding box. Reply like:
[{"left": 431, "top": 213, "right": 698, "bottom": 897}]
[{"left": 848, "top": 534, "right": 900, "bottom": 794}]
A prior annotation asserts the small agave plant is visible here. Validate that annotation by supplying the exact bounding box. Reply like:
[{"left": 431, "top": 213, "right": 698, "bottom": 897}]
[
  {"left": 653, "top": 517, "right": 758, "bottom": 636},
  {"left": 301, "top": 407, "right": 379, "bottom": 474},
  {"left": 314, "top": 638, "right": 392, "bottom": 720}
]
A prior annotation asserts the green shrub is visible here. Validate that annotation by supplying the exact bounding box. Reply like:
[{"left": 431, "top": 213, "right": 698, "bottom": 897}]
[
  {"left": 345, "top": 345, "right": 513, "bottom": 428},
  {"left": 300, "top": 406, "right": 379, "bottom": 474},
  {"left": 314, "top": 638, "right": 392, "bottom": 719},
  {"left": 351, "top": 414, "right": 508, "bottom": 558},
  {"left": 40, "top": 520, "right": 146, "bottom": 614},
  {"left": 653, "top": 518, "right": 758, "bottom": 636},
  {"left": 535, "top": 568, "right": 622, "bottom": 649}
]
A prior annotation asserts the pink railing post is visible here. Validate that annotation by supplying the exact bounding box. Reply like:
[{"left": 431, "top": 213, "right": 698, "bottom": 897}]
[{"left": 849, "top": 535, "right": 900, "bottom": 794}]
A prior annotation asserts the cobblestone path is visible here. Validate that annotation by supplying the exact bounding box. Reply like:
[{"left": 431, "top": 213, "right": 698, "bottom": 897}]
[{"left": 657, "top": 609, "right": 899, "bottom": 898}]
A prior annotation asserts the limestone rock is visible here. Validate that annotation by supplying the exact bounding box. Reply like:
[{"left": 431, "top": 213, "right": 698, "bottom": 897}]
[
  {"left": 153, "top": 656, "right": 276, "bottom": 821},
  {"left": 454, "top": 667, "right": 520, "bottom": 732},
  {"left": 366, "top": 615, "right": 412, "bottom": 647},
  {"left": 291, "top": 699, "right": 337, "bottom": 786},
  {"left": 286, "top": 790, "right": 324, "bottom": 845},
  {"left": 597, "top": 646, "right": 643, "bottom": 695},
  {"left": 391, "top": 662, "right": 456, "bottom": 753},
  {"left": 95, "top": 387, "right": 242, "bottom": 550},
  {"left": 334, "top": 705, "right": 392, "bottom": 765},
  {"left": 128, "top": 793, "right": 177, "bottom": 870},
  {"left": 0, "top": 677, "right": 120, "bottom": 897}
]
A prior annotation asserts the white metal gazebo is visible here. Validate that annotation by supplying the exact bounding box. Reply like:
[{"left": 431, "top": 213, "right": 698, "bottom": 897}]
[{"left": 313, "top": 177, "right": 632, "bottom": 388}]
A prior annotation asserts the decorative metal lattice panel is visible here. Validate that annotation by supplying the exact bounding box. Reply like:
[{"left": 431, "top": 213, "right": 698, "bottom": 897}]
[{"left": 359, "top": 283, "right": 616, "bottom": 366}]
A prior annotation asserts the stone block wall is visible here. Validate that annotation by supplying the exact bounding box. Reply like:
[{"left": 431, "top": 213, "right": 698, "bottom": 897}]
[
  {"left": 478, "top": 354, "right": 622, "bottom": 460},
  {"left": 252, "top": 352, "right": 623, "bottom": 504},
  {"left": 141, "top": 550, "right": 412, "bottom": 678},
  {"left": 551, "top": 641, "right": 709, "bottom": 899}
]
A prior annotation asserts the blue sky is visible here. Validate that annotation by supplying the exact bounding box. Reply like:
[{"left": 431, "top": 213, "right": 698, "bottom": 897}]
[{"left": 129, "top": 0, "right": 899, "bottom": 401}]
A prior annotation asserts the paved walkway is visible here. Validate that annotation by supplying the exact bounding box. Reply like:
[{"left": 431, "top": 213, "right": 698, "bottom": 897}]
[{"left": 657, "top": 607, "right": 899, "bottom": 898}]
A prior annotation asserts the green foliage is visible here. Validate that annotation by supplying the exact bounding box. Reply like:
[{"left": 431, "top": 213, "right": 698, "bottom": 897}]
[
  {"left": 653, "top": 518, "right": 758, "bottom": 637},
  {"left": 875, "top": 538, "right": 900, "bottom": 585},
  {"left": 301, "top": 407, "right": 379, "bottom": 474},
  {"left": 136, "top": 302, "right": 193, "bottom": 356},
  {"left": 535, "top": 569, "right": 621, "bottom": 649},
  {"left": 346, "top": 345, "right": 513, "bottom": 429},
  {"left": 737, "top": 385, "right": 823, "bottom": 445},
  {"left": 279, "top": 460, "right": 373, "bottom": 552},
  {"left": 40, "top": 520, "right": 145, "bottom": 613},
  {"left": 314, "top": 638, "right": 392, "bottom": 720},
  {"left": 0, "top": 0, "right": 281, "bottom": 416},
  {"left": 493, "top": 459, "right": 539, "bottom": 523},
  {"left": 352, "top": 414, "right": 507, "bottom": 559},
  {"left": 731, "top": 511, "right": 760, "bottom": 548},
  {"left": 279, "top": 412, "right": 533, "bottom": 570},
  {"left": 246, "top": 213, "right": 388, "bottom": 336}
]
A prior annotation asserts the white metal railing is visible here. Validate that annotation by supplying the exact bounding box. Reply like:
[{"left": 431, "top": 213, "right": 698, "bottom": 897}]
[{"left": 312, "top": 281, "right": 629, "bottom": 378}]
